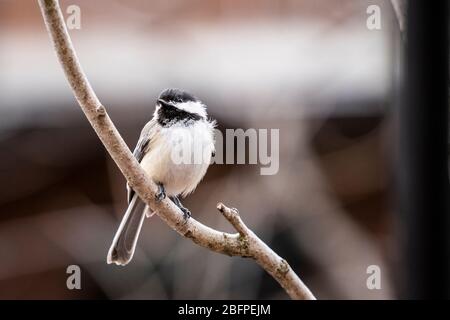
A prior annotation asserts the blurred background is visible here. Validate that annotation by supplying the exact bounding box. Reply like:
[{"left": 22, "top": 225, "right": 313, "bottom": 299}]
[{"left": 0, "top": 0, "right": 405, "bottom": 299}]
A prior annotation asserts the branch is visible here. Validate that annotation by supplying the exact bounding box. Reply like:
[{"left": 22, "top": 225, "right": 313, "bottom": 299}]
[
  {"left": 390, "top": 0, "right": 406, "bottom": 37},
  {"left": 38, "top": 0, "right": 315, "bottom": 300}
]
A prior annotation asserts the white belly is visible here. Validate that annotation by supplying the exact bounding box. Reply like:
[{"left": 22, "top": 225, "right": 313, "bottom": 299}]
[{"left": 140, "top": 121, "right": 214, "bottom": 197}]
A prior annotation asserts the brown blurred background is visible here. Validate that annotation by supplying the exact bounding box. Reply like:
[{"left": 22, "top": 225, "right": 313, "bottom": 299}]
[{"left": 0, "top": 0, "right": 401, "bottom": 299}]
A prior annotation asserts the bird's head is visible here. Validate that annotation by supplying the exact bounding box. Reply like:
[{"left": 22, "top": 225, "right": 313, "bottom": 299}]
[{"left": 155, "top": 88, "right": 207, "bottom": 126}]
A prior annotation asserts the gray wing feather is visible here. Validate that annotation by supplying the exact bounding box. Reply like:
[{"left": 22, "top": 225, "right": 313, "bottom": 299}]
[
  {"left": 127, "top": 119, "right": 157, "bottom": 203},
  {"left": 107, "top": 119, "right": 158, "bottom": 266}
]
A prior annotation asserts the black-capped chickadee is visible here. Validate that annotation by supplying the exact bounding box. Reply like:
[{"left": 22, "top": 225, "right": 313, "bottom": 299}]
[{"left": 107, "top": 88, "right": 216, "bottom": 266}]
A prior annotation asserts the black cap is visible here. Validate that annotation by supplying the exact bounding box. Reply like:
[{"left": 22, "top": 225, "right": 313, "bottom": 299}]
[{"left": 158, "top": 88, "right": 198, "bottom": 104}]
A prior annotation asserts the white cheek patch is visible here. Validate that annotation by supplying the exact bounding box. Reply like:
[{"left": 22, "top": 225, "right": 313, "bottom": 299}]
[{"left": 176, "top": 101, "right": 207, "bottom": 119}]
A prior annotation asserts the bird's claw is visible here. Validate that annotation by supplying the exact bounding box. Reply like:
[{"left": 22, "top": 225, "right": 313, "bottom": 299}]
[
  {"left": 181, "top": 207, "right": 191, "bottom": 219},
  {"left": 156, "top": 192, "right": 166, "bottom": 201},
  {"left": 155, "top": 183, "right": 166, "bottom": 202},
  {"left": 169, "top": 195, "right": 191, "bottom": 219}
]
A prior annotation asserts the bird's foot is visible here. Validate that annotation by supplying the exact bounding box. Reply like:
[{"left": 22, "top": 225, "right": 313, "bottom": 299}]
[
  {"left": 170, "top": 196, "right": 191, "bottom": 220},
  {"left": 155, "top": 183, "right": 166, "bottom": 201},
  {"left": 180, "top": 207, "right": 191, "bottom": 219}
]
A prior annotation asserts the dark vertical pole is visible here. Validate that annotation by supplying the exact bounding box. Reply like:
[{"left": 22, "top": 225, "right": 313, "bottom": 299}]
[{"left": 399, "top": 1, "right": 449, "bottom": 298}]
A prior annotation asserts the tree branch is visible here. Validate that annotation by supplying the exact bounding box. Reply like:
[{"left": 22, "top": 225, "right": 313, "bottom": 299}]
[
  {"left": 38, "top": 0, "right": 315, "bottom": 300},
  {"left": 390, "top": 0, "right": 406, "bottom": 36}
]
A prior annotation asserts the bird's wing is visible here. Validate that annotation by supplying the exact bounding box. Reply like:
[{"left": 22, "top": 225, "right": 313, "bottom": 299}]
[{"left": 127, "top": 119, "right": 157, "bottom": 204}]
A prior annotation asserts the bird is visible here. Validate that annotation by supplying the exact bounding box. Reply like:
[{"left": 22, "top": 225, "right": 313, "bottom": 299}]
[{"left": 107, "top": 88, "right": 216, "bottom": 266}]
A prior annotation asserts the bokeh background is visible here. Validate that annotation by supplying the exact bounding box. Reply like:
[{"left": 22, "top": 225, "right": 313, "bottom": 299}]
[{"left": 0, "top": 0, "right": 402, "bottom": 299}]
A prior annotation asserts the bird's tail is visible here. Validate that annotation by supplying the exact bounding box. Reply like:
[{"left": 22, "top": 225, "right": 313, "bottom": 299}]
[{"left": 107, "top": 193, "right": 147, "bottom": 266}]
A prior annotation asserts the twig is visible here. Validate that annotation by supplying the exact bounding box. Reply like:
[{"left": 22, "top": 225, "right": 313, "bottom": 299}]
[
  {"left": 216, "top": 203, "right": 248, "bottom": 236},
  {"left": 38, "top": 0, "right": 315, "bottom": 300}
]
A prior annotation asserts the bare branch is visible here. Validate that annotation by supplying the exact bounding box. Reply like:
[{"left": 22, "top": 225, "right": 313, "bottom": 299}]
[
  {"left": 391, "top": 0, "right": 406, "bottom": 36},
  {"left": 38, "top": 0, "right": 315, "bottom": 300},
  {"left": 217, "top": 203, "right": 249, "bottom": 236}
]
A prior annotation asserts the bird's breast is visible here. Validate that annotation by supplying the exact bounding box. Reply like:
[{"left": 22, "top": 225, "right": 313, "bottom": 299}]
[{"left": 140, "top": 121, "right": 214, "bottom": 196}]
